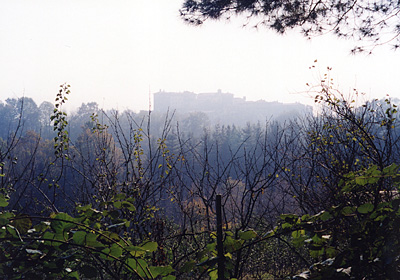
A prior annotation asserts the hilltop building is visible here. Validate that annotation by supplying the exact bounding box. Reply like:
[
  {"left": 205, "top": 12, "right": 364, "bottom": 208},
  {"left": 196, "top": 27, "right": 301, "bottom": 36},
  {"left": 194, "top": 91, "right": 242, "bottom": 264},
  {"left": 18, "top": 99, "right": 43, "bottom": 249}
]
[
  {"left": 153, "top": 90, "right": 312, "bottom": 126},
  {"left": 154, "top": 90, "right": 246, "bottom": 113}
]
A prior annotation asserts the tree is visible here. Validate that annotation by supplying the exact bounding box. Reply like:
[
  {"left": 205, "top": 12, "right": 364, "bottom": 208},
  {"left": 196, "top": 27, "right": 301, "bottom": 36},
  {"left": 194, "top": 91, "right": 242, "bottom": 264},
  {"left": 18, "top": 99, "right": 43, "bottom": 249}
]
[
  {"left": 18, "top": 97, "right": 40, "bottom": 133},
  {"left": 39, "top": 101, "right": 55, "bottom": 138},
  {"left": 0, "top": 99, "right": 22, "bottom": 140},
  {"left": 180, "top": 111, "right": 210, "bottom": 138},
  {"left": 72, "top": 122, "right": 122, "bottom": 204},
  {"left": 68, "top": 102, "right": 100, "bottom": 140},
  {"left": 180, "top": 0, "right": 400, "bottom": 52}
]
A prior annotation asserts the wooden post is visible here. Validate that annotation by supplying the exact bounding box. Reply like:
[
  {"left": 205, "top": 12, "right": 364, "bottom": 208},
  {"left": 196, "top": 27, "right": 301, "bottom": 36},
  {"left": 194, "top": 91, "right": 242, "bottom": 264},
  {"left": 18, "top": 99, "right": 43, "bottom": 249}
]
[{"left": 216, "top": 194, "right": 225, "bottom": 280}]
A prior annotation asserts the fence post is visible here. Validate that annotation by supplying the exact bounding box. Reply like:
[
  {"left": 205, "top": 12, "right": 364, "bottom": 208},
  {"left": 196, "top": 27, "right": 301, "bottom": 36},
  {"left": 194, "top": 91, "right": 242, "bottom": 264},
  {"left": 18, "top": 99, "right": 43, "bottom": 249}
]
[{"left": 216, "top": 194, "right": 225, "bottom": 280}]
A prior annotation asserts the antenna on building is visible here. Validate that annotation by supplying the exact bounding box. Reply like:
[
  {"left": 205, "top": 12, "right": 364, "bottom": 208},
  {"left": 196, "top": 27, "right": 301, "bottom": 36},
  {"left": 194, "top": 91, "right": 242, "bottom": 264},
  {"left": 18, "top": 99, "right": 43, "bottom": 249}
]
[{"left": 148, "top": 85, "right": 152, "bottom": 112}]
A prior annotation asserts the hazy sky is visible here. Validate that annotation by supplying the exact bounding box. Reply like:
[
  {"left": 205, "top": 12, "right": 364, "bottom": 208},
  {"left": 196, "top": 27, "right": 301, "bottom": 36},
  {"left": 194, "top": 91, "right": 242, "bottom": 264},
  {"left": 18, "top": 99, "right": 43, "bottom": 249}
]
[{"left": 1, "top": 0, "right": 399, "bottom": 112}]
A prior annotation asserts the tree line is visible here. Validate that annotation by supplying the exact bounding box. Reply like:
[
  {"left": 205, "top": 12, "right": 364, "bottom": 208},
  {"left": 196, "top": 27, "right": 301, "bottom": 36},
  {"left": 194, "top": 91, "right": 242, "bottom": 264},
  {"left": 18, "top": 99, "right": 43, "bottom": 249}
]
[{"left": 0, "top": 82, "right": 399, "bottom": 279}]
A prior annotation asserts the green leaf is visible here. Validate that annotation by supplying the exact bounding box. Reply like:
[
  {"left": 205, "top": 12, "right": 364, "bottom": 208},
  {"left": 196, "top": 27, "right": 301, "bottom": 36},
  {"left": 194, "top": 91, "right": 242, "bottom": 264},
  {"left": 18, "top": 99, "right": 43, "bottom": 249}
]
[
  {"left": 149, "top": 265, "right": 174, "bottom": 278},
  {"left": 320, "top": 211, "right": 333, "bottom": 221},
  {"left": 238, "top": 229, "right": 257, "bottom": 240},
  {"left": 113, "top": 201, "right": 122, "bottom": 209},
  {"left": 0, "top": 212, "right": 13, "bottom": 226},
  {"left": 127, "top": 246, "right": 147, "bottom": 257},
  {"left": 223, "top": 236, "right": 243, "bottom": 252},
  {"left": 141, "top": 241, "right": 158, "bottom": 252},
  {"left": 162, "top": 276, "right": 176, "bottom": 280},
  {"left": 383, "top": 163, "right": 399, "bottom": 175},
  {"left": 0, "top": 194, "right": 9, "bottom": 207},
  {"left": 301, "top": 214, "right": 310, "bottom": 221},
  {"left": 101, "top": 248, "right": 111, "bottom": 259},
  {"left": 355, "top": 176, "right": 369, "bottom": 186},
  {"left": 292, "top": 234, "right": 308, "bottom": 248},
  {"left": 357, "top": 203, "right": 374, "bottom": 214},
  {"left": 292, "top": 230, "right": 305, "bottom": 238},
  {"left": 341, "top": 206, "right": 355, "bottom": 216},
  {"left": 209, "top": 269, "right": 218, "bottom": 280},
  {"left": 6, "top": 225, "right": 18, "bottom": 238},
  {"left": 76, "top": 204, "right": 92, "bottom": 212},
  {"left": 282, "top": 222, "right": 292, "bottom": 229},
  {"left": 51, "top": 213, "right": 75, "bottom": 233},
  {"left": 73, "top": 231, "right": 86, "bottom": 245},
  {"left": 109, "top": 243, "right": 122, "bottom": 258},
  {"left": 121, "top": 201, "right": 136, "bottom": 211},
  {"left": 85, "top": 234, "right": 104, "bottom": 248},
  {"left": 85, "top": 232, "right": 97, "bottom": 243},
  {"left": 54, "top": 232, "right": 68, "bottom": 241},
  {"left": 311, "top": 234, "right": 324, "bottom": 244},
  {"left": 126, "top": 258, "right": 149, "bottom": 278},
  {"left": 100, "top": 244, "right": 123, "bottom": 260},
  {"left": 364, "top": 165, "right": 381, "bottom": 184},
  {"left": 43, "top": 231, "right": 61, "bottom": 246},
  {"left": 12, "top": 214, "right": 32, "bottom": 235}
]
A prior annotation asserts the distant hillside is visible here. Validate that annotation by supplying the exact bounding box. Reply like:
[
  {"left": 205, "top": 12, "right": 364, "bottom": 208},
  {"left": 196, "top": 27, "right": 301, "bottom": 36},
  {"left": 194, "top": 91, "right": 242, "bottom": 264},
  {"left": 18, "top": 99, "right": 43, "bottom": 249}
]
[{"left": 153, "top": 90, "right": 312, "bottom": 126}]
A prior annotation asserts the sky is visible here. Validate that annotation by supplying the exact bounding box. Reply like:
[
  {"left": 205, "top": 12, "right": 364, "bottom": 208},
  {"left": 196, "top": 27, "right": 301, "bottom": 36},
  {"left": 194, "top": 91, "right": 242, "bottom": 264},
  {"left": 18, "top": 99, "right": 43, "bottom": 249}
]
[{"left": 1, "top": 0, "right": 400, "bottom": 113}]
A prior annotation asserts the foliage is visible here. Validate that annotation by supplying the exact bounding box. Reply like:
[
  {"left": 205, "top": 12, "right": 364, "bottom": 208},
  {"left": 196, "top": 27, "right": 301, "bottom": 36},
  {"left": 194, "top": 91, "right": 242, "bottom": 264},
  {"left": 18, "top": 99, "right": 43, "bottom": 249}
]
[
  {"left": 280, "top": 67, "right": 400, "bottom": 214},
  {"left": 0, "top": 85, "right": 176, "bottom": 279},
  {"left": 180, "top": 0, "right": 400, "bottom": 52},
  {"left": 175, "top": 229, "right": 258, "bottom": 280},
  {"left": 51, "top": 83, "right": 70, "bottom": 158},
  {"left": 0, "top": 198, "right": 175, "bottom": 279},
  {"left": 2, "top": 82, "right": 400, "bottom": 279},
  {"left": 276, "top": 163, "right": 400, "bottom": 279}
]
